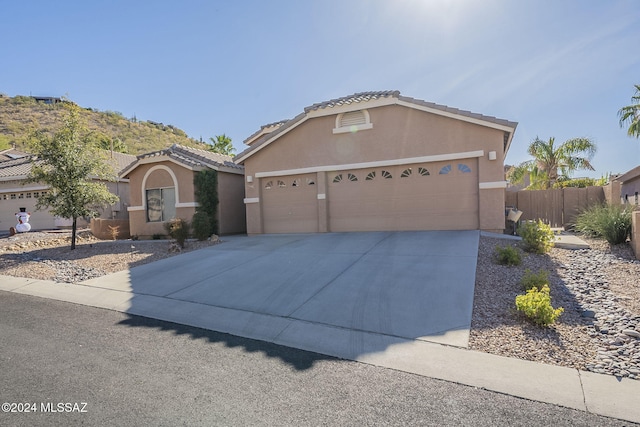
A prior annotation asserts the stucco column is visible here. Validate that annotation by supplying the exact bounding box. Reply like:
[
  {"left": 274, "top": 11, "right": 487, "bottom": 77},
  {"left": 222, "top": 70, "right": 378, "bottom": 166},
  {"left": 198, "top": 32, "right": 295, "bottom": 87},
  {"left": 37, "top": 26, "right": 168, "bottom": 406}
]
[
  {"left": 245, "top": 176, "right": 262, "bottom": 234},
  {"left": 316, "top": 171, "right": 328, "bottom": 232},
  {"left": 479, "top": 187, "right": 506, "bottom": 232}
]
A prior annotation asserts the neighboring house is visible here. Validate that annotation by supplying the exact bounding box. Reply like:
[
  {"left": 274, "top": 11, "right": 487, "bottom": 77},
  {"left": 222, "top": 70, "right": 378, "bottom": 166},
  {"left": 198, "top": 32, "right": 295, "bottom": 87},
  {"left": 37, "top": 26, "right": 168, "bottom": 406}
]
[
  {"left": 616, "top": 165, "right": 640, "bottom": 206},
  {"left": 0, "top": 151, "right": 135, "bottom": 231},
  {"left": 235, "top": 90, "right": 518, "bottom": 234},
  {"left": 120, "top": 144, "right": 246, "bottom": 238}
]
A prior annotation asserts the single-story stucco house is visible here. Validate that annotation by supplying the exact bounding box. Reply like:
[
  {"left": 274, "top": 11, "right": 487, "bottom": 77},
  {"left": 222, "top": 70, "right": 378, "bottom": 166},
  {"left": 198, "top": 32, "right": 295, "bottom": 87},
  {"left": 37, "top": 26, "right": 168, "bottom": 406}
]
[
  {"left": 120, "top": 144, "right": 246, "bottom": 238},
  {"left": 0, "top": 148, "right": 134, "bottom": 232},
  {"left": 235, "top": 91, "right": 518, "bottom": 234}
]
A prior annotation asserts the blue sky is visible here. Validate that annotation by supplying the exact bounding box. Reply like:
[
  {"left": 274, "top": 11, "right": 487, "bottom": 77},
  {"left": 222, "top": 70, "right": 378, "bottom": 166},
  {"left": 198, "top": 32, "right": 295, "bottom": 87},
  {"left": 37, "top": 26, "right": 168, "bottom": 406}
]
[{"left": 2, "top": 0, "right": 639, "bottom": 177}]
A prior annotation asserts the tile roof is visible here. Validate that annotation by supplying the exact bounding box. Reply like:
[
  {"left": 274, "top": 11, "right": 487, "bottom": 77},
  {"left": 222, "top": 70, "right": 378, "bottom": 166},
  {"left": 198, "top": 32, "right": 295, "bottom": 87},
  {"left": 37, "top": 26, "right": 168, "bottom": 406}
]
[
  {"left": 125, "top": 144, "right": 243, "bottom": 176},
  {"left": 236, "top": 90, "right": 518, "bottom": 163},
  {"left": 0, "top": 150, "right": 138, "bottom": 181},
  {"left": 243, "top": 120, "right": 289, "bottom": 145},
  {"left": 304, "top": 90, "right": 400, "bottom": 112},
  {"left": 615, "top": 164, "right": 640, "bottom": 183},
  {"left": 106, "top": 151, "right": 138, "bottom": 174},
  {"left": 0, "top": 156, "right": 34, "bottom": 180},
  {"left": 0, "top": 148, "right": 30, "bottom": 162}
]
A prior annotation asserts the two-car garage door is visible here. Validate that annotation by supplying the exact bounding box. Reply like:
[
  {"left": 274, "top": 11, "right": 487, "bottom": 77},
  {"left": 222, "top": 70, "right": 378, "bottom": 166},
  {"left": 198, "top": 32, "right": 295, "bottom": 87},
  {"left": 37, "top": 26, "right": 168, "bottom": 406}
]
[{"left": 260, "top": 160, "right": 478, "bottom": 233}]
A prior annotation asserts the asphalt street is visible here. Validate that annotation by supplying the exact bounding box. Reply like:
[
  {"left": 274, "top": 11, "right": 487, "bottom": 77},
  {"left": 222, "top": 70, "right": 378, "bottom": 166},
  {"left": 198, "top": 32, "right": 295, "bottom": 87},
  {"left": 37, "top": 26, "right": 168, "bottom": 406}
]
[{"left": 0, "top": 292, "right": 633, "bottom": 426}]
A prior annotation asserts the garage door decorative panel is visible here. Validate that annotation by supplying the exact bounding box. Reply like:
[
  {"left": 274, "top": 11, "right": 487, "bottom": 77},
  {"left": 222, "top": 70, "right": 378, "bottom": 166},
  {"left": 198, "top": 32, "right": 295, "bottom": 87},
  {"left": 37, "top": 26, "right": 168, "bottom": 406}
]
[
  {"left": 261, "top": 173, "right": 318, "bottom": 233},
  {"left": 328, "top": 160, "right": 478, "bottom": 232}
]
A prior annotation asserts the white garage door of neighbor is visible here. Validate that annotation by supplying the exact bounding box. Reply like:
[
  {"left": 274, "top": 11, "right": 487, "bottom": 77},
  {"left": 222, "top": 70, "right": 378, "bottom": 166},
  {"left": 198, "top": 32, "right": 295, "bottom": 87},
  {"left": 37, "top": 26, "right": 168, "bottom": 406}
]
[
  {"left": 0, "top": 192, "right": 56, "bottom": 231},
  {"left": 261, "top": 173, "right": 319, "bottom": 233},
  {"left": 327, "top": 160, "right": 479, "bottom": 232}
]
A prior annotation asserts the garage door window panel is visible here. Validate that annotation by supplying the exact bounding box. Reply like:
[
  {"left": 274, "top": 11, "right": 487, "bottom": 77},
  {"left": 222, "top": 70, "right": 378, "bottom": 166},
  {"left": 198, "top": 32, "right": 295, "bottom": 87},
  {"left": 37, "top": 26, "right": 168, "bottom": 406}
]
[{"left": 328, "top": 160, "right": 479, "bottom": 232}]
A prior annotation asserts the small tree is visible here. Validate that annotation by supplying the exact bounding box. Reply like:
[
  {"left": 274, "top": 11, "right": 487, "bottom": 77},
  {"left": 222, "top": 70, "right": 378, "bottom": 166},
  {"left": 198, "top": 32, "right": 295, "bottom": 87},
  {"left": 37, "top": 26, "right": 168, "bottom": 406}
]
[
  {"left": 208, "top": 134, "right": 235, "bottom": 156},
  {"left": 27, "top": 103, "right": 118, "bottom": 249}
]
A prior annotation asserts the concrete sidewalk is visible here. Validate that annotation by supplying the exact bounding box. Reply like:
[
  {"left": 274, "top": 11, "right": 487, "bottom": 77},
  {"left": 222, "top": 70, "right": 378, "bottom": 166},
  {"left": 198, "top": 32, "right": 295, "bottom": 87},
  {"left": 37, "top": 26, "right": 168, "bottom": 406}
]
[
  {"left": 1, "top": 232, "right": 638, "bottom": 424},
  {"left": 2, "top": 277, "right": 638, "bottom": 423}
]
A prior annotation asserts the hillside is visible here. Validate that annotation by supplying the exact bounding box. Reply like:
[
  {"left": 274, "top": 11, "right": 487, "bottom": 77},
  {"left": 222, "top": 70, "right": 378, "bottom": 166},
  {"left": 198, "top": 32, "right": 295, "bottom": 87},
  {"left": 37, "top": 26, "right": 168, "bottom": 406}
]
[{"left": 0, "top": 95, "right": 211, "bottom": 154}]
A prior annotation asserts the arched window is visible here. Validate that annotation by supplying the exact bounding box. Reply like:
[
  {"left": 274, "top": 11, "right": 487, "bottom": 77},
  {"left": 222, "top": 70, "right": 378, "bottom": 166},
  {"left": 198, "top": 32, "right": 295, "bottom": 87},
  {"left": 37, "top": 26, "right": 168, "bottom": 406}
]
[
  {"left": 458, "top": 163, "right": 472, "bottom": 173},
  {"left": 439, "top": 165, "right": 452, "bottom": 175}
]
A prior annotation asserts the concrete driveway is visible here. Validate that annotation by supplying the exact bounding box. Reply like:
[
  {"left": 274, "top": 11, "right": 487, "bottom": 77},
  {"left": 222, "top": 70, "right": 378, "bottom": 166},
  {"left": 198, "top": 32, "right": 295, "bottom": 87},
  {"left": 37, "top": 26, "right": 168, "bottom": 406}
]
[{"left": 83, "top": 231, "right": 479, "bottom": 352}]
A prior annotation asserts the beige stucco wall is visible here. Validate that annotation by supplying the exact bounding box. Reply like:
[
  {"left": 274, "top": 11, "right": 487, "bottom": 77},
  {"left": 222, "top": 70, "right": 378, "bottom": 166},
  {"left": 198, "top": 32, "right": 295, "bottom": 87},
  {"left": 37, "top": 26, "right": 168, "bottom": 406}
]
[
  {"left": 243, "top": 104, "right": 508, "bottom": 234},
  {"left": 128, "top": 161, "right": 196, "bottom": 209},
  {"left": 604, "top": 180, "right": 622, "bottom": 205},
  {"left": 126, "top": 160, "right": 245, "bottom": 238},
  {"left": 244, "top": 105, "right": 504, "bottom": 178},
  {"left": 126, "top": 161, "right": 197, "bottom": 238}
]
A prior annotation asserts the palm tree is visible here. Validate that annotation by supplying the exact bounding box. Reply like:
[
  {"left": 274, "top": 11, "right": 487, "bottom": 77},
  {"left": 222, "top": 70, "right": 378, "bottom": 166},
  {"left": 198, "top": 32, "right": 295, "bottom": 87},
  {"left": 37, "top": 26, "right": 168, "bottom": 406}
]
[
  {"left": 208, "top": 134, "right": 235, "bottom": 156},
  {"left": 618, "top": 84, "right": 640, "bottom": 139},
  {"left": 508, "top": 136, "right": 596, "bottom": 189}
]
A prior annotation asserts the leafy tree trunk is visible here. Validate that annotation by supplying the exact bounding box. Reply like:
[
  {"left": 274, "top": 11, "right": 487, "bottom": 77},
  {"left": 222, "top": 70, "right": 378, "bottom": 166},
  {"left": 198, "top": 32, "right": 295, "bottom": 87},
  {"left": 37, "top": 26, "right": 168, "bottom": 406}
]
[{"left": 71, "top": 217, "right": 77, "bottom": 250}]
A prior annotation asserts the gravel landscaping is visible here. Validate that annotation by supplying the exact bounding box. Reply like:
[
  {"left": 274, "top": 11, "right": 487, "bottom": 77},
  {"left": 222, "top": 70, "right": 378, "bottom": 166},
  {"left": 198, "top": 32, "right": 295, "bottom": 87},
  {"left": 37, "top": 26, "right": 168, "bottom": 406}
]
[
  {"left": 470, "top": 235, "right": 640, "bottom": 380},
  {"left": 1, "top": 229, "right": 638, "bottom": 380}
]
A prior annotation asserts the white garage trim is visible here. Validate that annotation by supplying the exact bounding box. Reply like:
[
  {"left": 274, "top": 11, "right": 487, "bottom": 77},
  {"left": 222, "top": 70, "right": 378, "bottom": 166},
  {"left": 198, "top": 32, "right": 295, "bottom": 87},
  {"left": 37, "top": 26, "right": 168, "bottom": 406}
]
[
  {"left": 0, "top": 185, "right": 49, "bottom": 193},
  {"left": 244, "top": 197, "right": 260, "bottom": 204},
  {"left": 255, "top": 150, "right": 484, "bottom": 178},
  {"left": 176, "top": 202, "right": 199, "bottom": 208},
  {"left": 479, "top": 181, "right": 508, "bottom": 189}
]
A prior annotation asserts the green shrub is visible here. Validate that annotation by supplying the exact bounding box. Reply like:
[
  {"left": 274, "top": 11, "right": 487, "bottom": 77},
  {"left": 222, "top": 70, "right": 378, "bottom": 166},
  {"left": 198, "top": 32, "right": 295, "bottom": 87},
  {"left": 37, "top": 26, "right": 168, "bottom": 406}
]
[
  {"left": 191, "top": 211, "right": 213, "bottom": 241},
  {"left": 494, "top": 245, "right": 522, "bottom": 266},
  {"left": 520, "top": 269, "right": 549, "bottom": 291},
  {"left": 574, "top": 203, "right": 633, "bottom": 245},
  {"left": 164, "top": 218, "right": 190, "bottom": 248},
  {"left": 515, "top": 285, "right": 564, "bottom": 326},
  {"left": 518, "top": 220, "right": 554, "bottom": 254}
]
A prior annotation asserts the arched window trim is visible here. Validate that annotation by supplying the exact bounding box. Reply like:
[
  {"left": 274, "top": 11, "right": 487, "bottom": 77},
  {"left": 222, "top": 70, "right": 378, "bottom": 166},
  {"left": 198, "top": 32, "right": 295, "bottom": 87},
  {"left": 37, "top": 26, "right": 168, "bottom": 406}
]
[{"left": 333, "top": 109, "right": 373, "bottom": 134}]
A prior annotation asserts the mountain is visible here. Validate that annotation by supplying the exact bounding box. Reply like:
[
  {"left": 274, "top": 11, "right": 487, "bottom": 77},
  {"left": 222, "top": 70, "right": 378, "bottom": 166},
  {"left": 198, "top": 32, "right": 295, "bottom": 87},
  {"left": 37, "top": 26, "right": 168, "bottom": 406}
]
[{"left": 0, "top": 95, "right": 211, "bottom": 154}]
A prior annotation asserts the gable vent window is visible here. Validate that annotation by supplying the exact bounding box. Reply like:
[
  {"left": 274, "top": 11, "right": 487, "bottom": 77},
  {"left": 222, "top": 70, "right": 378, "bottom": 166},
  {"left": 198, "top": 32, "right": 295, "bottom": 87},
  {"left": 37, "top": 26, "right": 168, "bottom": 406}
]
[{"left": 333, "top": 109, "right": 373, "bottom": 134}]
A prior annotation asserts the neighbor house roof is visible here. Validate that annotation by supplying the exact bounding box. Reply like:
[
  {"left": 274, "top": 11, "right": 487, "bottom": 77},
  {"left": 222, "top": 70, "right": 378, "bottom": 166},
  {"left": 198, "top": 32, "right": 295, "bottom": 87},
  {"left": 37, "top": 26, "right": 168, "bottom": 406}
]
[
  {"left": 0, "top": 148, "right": 30, "bottom": 162},
  {"left": 0, "top": 150, "right": 137, "bottom": 182},
  {"left": 243, "top": 120, "right": 289, "bottom": 146},
  {"left": 235, "top": 90, "right": 518, "bottom": 164},
  {"left": 0, "top": 156, "right": 33, "bottom": 181},
  {"left": 615, "top": 165, "right": 640, "bottom": 184},
  {"left": 119, "top": 144, "right": 244, "bottom": 178}
]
